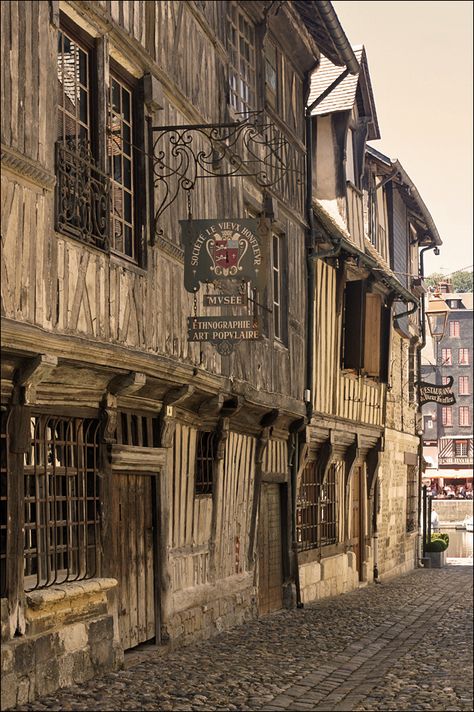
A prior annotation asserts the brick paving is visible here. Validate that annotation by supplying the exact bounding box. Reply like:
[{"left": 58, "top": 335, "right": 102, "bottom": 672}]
[{"left": 17, "top": 562, "right": 473, "bottom": 712}]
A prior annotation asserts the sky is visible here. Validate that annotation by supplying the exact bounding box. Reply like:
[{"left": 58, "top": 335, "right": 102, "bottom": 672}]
[{"left": 332, "top": 0, "right": 473, "bottom": 278}]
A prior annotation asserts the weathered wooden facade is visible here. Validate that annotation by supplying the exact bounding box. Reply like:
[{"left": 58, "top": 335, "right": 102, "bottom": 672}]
[
  {"left": 0, "top": 1, "right": 364, "bottom": 707},
  {"left": 294, "top": 48, "right": 442, "bottom": 603}
]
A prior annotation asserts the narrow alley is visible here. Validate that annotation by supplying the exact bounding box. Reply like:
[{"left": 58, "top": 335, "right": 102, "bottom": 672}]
[{"left": 17, "top": 563, "right": 473, "bottom": 712}]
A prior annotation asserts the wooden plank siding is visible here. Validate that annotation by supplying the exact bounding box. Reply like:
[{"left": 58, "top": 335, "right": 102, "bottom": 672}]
[
  {"left": 1, "top": 1, "right": 307, "bottom": 401},
  {"left": 313, "top": 260, "right": 384, "bottom": 427}
]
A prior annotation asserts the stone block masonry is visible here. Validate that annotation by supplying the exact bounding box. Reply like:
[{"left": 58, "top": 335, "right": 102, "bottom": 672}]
[{"left": 1, "top": 579, "right": 122, "bottom": 710}]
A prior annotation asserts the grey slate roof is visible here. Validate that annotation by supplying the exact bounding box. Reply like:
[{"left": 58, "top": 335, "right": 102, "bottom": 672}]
[{"left": 308, "top": 46, "right": 380, "bottom": 140}]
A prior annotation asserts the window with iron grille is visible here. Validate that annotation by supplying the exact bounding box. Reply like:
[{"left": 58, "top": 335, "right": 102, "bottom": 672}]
[
  {"left": 55, "top": 17, "right": 144, "bottom": 262},
  {"left": 23, "top": 415, "right": 101, "bottom": 591},
  {"left": 228, "top": 3, "right": 256, "bottom": 115},
  {"left": 296, "top": 462, "right": 339, "bottom": 550},
  {"left": 0, "top": 411, "right": 9, "bottom": 598},
  {"left": 195, "top": 431, "right": 218, "bottom": 495},
  {"left": 116, "top": 411, "right": 160, "bottom": 447},
  {"left": 406, "top": 465, "right": 418, "bottom": 532},
  {"left": 56, "top": 23, "right": 109, "bottom": 250}
]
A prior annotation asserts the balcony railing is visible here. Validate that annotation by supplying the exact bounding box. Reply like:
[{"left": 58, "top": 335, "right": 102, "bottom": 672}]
[{"left": 55, "top": 139, "right": 110, "bottom": 250}]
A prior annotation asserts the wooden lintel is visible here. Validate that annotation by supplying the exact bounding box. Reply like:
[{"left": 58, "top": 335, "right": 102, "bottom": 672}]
[
  {"left": 15, "top": 354, "right": 58, "bottom": 404},
  {"left": 107, "top": 371, "right": 146, "bottom": 396}
]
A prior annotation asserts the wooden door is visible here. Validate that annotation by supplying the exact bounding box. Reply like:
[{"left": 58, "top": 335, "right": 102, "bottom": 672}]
[
  {"left": 258, "top": 483, "right": 283, "bottom": 615},
  {"left": 350, "top": 466, "right": 363, "bottom": 580},
  {"left": 116, "top": 473, "right": 156, "bottom": 650}
]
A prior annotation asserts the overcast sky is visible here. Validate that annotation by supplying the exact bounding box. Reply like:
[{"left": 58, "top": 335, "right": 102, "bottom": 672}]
[{"left": 332, "top": 0, "right": 473, "bottom": 278}]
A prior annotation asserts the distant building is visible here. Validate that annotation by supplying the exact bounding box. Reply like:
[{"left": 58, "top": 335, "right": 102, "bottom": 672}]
[{"left": 421, "top": 292, "right": 473, "bottom": 495}]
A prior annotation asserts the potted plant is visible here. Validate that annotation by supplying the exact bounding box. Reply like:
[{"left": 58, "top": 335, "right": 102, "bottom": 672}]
[{"left": 425, "top": 533, "right": 449, "bottom": 568}]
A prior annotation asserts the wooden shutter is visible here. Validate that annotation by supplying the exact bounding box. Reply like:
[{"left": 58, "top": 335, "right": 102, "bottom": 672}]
[
  {"left": 343, "top": 280, "right": 365, "bottom": 370},
  {"left": 364, "top": 293, "right": 382, "bottom": 377},
  {"left": 380, "top": 300, "right": 392, "bottom": 382}
]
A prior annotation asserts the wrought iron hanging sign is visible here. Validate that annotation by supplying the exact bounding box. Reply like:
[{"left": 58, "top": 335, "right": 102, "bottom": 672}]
[
  {"left": 417, "top": 376, "right": 456, "bottom": 407},
  {"left": 181, "top": 218, "right": 266, "bottom": 293},
  {"left": 151, "top": 111, "right": 304, "bottom": 238}
]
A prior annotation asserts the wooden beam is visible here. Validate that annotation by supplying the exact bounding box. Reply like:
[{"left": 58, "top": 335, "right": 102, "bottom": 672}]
[
  {"left": 247, "top": 426, "right": 271, "bottom": 569},
  {"left": 15, "top": 354, "right": 58, "bottom": 404},
  {"left": 107, "top": 371, "right": 146, "bottom": 396},
  {"left": 198, "top": 391, "right": 226, "bottom": 417}
]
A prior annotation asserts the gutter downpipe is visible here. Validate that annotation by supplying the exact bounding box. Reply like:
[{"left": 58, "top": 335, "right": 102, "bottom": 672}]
[{"left": 416, "top": 244, "right": 440, "bottom": 564}]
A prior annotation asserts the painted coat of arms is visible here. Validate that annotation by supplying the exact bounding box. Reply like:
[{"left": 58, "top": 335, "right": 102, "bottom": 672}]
[{"left": 181, "top": 218, "right": 268, "bottom": 292}]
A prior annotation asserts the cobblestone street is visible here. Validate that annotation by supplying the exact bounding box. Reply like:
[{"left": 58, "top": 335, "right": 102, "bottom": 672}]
[{"left": 19, "top": 563, "right": 473, "bottom": 712}]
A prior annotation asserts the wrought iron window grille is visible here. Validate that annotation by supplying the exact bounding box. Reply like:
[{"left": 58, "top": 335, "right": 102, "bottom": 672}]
[
  {"left": 195, "top": 431, "right": 218, "bottom": 495},
  {"left": 23, "top": 415, "right": 101, "bottom": 592},
  {"left": 296, "top": 462, "right": 339, "bottom": 551},
  {"left": 55, "top": 138, "right": 110, "bottom": 250},
  {"left": 151, "top": 111, "right": 304, "bottom": 238}
]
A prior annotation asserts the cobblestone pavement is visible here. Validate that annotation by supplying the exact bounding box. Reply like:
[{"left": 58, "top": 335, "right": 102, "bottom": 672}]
[{"left": 19, "top": 562, "right": 473, "bottom": 712}]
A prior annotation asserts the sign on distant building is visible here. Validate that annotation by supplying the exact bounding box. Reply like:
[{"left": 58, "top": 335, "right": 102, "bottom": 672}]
[{"left": 417, "top": 376, "right": 456, "bottom": 407}]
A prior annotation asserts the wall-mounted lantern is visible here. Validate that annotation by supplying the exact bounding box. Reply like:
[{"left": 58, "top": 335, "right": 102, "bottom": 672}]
[{"left": 425, "top": 293, "right": 450, "bottom": 342}]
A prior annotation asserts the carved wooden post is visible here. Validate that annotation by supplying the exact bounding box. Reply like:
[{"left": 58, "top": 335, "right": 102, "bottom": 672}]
[{"left": 6, "top": 395, "right": 31, "bottom": 637}]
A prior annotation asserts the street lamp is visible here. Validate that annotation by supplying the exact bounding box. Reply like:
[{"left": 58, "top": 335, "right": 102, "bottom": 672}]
[{"left": 425, "top": 293, "right": 450, "bottom": 342}]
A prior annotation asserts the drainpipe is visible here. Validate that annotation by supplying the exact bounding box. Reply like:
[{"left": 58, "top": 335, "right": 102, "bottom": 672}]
[{"left": 416, "top": 245, "right": 440, "bottom": 564}]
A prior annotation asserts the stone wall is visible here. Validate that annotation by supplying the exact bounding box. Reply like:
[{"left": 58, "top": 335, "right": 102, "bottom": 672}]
[
  {"left": 431, "top": 499, "right": 473, "bottom": 524},
  {"left": 298, "top": 552, "right": 362, "bottom": 605},
  {"left": 376, "top": 429, "right": 419, "bottom": 579},
  {"left": 1, "top": 579, "right": 123, "bottom": 710},
  {"left": 165, "top": 574, "right": 257, "bottom": 648}
]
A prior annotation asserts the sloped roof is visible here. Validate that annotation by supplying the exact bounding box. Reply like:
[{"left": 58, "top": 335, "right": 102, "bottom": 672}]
[
  {"left": 308, "top": 46, "right": 380, "bottom": 140},
  {"left": 442, "top": 292, "right": 473, "bottom": 310},
  {"left": 293, "top": 1, "right": 359, "bottom": 72}
]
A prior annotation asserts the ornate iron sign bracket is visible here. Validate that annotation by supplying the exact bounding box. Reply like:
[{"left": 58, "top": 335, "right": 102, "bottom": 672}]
[{"left": 151, "top": 111, "right": 303, "bottom": 237}]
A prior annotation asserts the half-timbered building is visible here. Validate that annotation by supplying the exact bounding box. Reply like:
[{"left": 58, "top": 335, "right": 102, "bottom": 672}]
[
  {"left": 295, "top": 49, "right": 441, "bottom": 604},
  {"left": 0, "top": 1, "right": 362, "bottom": 707}
]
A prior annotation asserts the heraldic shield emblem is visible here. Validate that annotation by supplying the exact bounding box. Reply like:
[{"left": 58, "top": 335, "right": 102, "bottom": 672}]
[
  {"left": 206, "top": 230, "right": 247, "bottom": 276},
  {"left": 181, "top": 218, "right": 267, "bottom": 292}
]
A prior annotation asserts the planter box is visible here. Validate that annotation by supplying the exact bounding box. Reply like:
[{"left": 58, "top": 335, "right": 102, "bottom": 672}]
[{"left": 426, "top": 550, "right": 447, "bottom": 568}]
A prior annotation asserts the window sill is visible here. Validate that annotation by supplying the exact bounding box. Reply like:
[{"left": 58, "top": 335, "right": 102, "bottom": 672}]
[
  {"left": 26, "top": 577, "right": 118, "bottom": 608},
  {"left": 110, "top": 251, "right": 146, "bottom": 275}
]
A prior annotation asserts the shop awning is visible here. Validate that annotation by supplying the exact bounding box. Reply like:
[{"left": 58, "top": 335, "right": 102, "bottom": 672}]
[{"left": 425, "top": 469, "right": 473, "bottom": 480}]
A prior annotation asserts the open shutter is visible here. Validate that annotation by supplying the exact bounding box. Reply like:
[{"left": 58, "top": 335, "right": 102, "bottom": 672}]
[
  {"left": 379, "top": 300, "right": 392, "bottom": 382},
  {"left": 364, "top": 293, "right": 382, "bottom": 377},
  {"left": 343, "top": 280, "right": 365, "bottom": 370}
]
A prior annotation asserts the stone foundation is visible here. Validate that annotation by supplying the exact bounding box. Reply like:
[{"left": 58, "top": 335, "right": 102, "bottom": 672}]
[
  {"left": 1, "top": 579, "right": 122, "bottom": 710},
  {"left": 164, "top": 574, "right": 257, "bottom": 648},
  {"left": 298, "top": 552, "right": 362, "bottom": 605}
]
